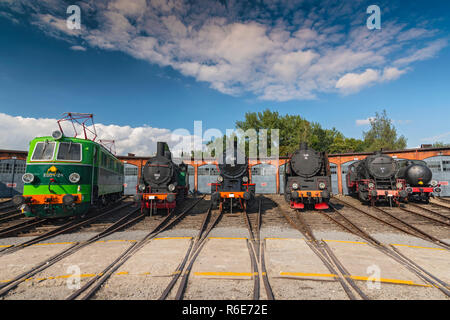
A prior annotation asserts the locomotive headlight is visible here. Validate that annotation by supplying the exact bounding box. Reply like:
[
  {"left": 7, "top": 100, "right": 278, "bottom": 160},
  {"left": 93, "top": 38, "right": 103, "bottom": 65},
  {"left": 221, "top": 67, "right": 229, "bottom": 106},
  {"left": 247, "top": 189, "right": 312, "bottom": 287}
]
[
  {"left": 368, "top": 182, "right": 375, "bottom": 189},
  {"left": 242, "top": 176, "right": 248, "bottom": 183},
  {"left": 22, "top": 173, "right": 34, "bottom": 184},
  {"left": 292, "top": 183, "right": 299, "bottom": 190},
  {"left": 318, "top": 182, "right": 326, "bottom": 190},
  {"left": 217, "top": 176, "right": 224, "bottom": 183},
  {"left": 168, "top": 184, "right": 176, "bottom": 192},
  {"left": 396, "top": 182, "right": 403, "bottom": 189},
  {"left": 430, "top": 180, "right": 438, "bottom": 187},
  {"left": 138, "top": 184, "right": 146, "bottom": 191},
  {"left": 69, "top": 173, "right": 80, "bottom": 183}
]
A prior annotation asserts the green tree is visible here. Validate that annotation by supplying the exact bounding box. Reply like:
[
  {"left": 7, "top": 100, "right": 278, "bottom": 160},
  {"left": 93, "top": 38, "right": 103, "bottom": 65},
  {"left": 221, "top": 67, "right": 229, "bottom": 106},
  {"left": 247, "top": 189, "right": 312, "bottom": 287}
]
[
  {"left": 362, "top": 110, "right": 407, "bottom": 151},
  {"left": 432, "top": 141, "right": 450, "bottom": 148}
]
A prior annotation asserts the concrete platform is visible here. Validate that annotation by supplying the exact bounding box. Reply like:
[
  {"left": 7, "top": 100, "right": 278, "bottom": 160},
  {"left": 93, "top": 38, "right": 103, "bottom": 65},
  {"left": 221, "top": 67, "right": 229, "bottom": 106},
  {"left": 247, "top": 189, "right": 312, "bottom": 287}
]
[
  {"left": 324, "top": 240, "right": 427, "bottom": 286},
  {"left": 265, "top": 238, "right": 336, "bottom": 281},
  {"left": 192, "top": 237, "right": 253, "bottom": 280}
]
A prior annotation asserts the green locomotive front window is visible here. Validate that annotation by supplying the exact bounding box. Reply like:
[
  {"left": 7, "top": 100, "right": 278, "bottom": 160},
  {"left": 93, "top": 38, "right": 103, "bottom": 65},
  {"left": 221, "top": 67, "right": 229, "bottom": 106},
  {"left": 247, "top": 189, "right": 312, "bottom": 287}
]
[
  {"left": 31, "top": 141, "right": 56, "bottom": 161},
  {"left": 56, "top": 142, "right": 82, "bottom": 161}
]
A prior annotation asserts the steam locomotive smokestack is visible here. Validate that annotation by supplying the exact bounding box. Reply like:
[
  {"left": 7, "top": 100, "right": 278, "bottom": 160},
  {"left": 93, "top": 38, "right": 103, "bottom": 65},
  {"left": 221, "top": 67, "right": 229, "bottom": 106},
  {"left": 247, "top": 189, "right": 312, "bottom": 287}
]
[{"left": 157, "top": 141, "right": 165, "bottom": 157}]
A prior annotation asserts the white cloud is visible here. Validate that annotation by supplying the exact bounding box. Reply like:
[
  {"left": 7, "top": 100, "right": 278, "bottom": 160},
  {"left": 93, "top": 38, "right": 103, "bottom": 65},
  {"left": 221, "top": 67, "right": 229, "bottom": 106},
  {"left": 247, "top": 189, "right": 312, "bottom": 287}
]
[
  {"left": 355, "top": 118, "right": 375, "bottom": 126},
  {"left": 0, "top": 112, "right": 200, "bottom": 157},
  {"left": 1, "top": 0, "right": 447, "bottom": 101},
  {"left": 421, "top": 131, "right": 450, "bottom": 142},
  {"left": 336, "top": 67, "right": 408, "bottom": 94},
  {"left": 69, "top": 45, "right": 86, "bottom": 51}
]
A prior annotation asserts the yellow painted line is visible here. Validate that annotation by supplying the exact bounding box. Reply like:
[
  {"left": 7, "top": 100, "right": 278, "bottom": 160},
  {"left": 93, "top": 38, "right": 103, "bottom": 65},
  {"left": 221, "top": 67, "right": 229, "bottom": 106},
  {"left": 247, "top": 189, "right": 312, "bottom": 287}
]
[
  {"left": 391, "top": 243, "right": 446, "bottom": 251},
  {"left": 32, "top": 241, "right": 75, "bottom": 246},
  {"left": 349, "top": 275, "right": 431, "bottom": 287},
  {"left": 280, "top": 272, "right": 337, "bottom": 279},
  {"left": 208, "top": 237, "right": 247, "bottom": 240},
  {"left": 194, "top": 272, "right": 254, "bottom": 277},
  {"left": 0, "top": 245, "right": 13, "bottom": 248},
  {"left": 153, "top": 237, "right": 192, "bottom": 240},
  {"left": 116, "top": 271, "right": 129, "bottom": 276}
]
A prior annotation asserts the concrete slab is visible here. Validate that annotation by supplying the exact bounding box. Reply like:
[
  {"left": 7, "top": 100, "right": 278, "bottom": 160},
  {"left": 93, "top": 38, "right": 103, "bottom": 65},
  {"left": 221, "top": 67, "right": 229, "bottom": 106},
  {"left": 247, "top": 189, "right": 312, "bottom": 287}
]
[
  {"left": 115, "top": 237, "right": 192, "bottom": 276},
  {"left": 325, "top": 240, "right": 426, "bottom": 286},
  {"left": 0, "top": 242, "right": 74, "bottom": 282},
  {"left": 265, "top": 238, "right": 335, "bottom": 281},
  {"left": 5, "top": 240, "right": 133, "bottom": 299},
  {"left": 192, "top": 238, "right": 252, "bottom": 280},
  {"left": 392, "top": 244, "right": 450, "bottom": 284}
]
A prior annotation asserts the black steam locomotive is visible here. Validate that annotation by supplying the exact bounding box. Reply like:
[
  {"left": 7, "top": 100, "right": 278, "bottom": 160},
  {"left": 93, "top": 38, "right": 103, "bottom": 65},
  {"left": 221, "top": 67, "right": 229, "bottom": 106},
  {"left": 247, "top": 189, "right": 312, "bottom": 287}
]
[
  {"left": 211, "top": 144, "right": 255, "bottom": 213},
  {"left": 136, "top": 141, "right": 189, "bottom": 215},
  {"left": 396, "top": 159, "right": 441, "bottom": 202},
  {"left": 347, "top": 151, "right": 408, "bottom": 204},
  {"left": 284, "top": 143, "right": 331, "bottom": 210}
]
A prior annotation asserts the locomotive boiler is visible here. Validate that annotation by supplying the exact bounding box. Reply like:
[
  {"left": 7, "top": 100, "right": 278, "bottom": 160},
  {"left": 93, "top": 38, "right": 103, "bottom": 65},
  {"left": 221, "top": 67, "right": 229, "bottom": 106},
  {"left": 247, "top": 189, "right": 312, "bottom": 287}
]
[
  {"left": 347, "top": 151, "right": 408, "bottom": 204},
  {"left": 284, "top": 142, "right": 331, "bottom": 210},
  {"left": 137, "top": 141, "right": 189, "bottom": 215}
]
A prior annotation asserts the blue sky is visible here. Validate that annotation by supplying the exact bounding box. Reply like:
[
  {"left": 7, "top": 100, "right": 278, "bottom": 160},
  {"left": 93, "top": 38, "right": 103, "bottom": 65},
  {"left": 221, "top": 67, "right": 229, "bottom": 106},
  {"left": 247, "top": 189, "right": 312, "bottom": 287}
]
[{"left": 0, "top": 0, "right": 449, "bottom": 155}]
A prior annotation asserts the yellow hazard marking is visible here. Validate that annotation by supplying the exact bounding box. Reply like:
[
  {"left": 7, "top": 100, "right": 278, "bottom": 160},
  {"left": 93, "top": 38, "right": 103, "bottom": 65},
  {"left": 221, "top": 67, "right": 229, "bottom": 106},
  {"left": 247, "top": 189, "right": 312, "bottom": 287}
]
[
  {"left": 0, "top": 245, "right": 13, "bottom": 248},
  {"left": 349, "top": 275, "right": 431, "bottom": 287},
  {"left": 280, "top": 272, "right": 337, "bottom": 279},
  {"left": 32, "top": 242, "right": 75, "bottom": 246},
  {"left": 194, "top": 272, "right": 255, "bottom": 277},
  {"left": 391, "top": 243, "right": 446, "bottom": 251}
]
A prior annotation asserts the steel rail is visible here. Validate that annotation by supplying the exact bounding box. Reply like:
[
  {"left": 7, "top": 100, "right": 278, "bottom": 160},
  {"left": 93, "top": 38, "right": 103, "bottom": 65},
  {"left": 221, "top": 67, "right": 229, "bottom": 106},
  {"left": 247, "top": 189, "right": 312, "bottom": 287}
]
[
  {"left": 242, "top": 205, "right": 260, "bottom": 300},
  {"left": 398, "top": 206, "right": 450, "bottom": 227},
  {"left": 408, "top": 202, "right": 450, "bottom": 220},
  {"left": 0, "top": 218, "right": 48, "bottom": 238},
  {"left": 158, "top": 206, "right": 212, "bottom": 300},
  {"left": 66, "top": 196, "right": 205, "bottom": 300},
  {"left": 0, "top": 210, "right": 21, "bottom": 222},
  {"left": 334, "top": 198, "right": 450, "bottom": 250},
  {"left": 0, "top": 202, "right": 133, "bottom": 255},
  {"left": 275, "top": 204, "right": 360, "bottom": 300},
  {"left": 174, "top": 207, "right": 223, "bottom": 300},
  {"left": 327, "top": 201, "right": 450, "bottom": 297}
]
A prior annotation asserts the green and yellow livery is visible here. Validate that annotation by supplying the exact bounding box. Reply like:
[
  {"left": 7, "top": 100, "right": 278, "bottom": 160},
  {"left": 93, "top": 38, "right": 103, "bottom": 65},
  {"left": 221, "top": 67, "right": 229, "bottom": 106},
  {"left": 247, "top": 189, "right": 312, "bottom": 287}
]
[{"left": 12, "top": 130, "right": 124, "bottom": 218}]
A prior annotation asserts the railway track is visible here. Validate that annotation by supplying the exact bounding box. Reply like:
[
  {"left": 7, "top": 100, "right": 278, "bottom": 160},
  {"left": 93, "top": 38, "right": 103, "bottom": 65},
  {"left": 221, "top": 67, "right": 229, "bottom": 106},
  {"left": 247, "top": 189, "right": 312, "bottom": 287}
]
[
  {"left": 242, "top": 199, "right": 274, "bottom": 300},
  {"left": 0, "top": 201, "right": 135, "bottom": 256},
  {"left": 65, "top": 196, "right": 205, "bottom": 300},
  {"left": 334, "top": 197, "right": 450, "bottom": 250},
  {"left": 399, "top": 204, "right": 450, "bottom": 227},
  {"left": 325, "top": 201, "right": 450, "bottom": 298},
  {"left": 274, "top": 199, "right": 368, "bottom": 300},
  {"left": 0, "top": 203, "right": 144, "bottom": 298}
]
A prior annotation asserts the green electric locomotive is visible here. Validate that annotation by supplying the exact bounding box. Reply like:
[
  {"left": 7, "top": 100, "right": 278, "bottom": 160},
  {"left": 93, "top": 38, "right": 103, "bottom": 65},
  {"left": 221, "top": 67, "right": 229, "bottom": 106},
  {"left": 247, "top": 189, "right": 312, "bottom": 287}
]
[{"left": 12, "top": 130, "right": 124, "bottom": 218}]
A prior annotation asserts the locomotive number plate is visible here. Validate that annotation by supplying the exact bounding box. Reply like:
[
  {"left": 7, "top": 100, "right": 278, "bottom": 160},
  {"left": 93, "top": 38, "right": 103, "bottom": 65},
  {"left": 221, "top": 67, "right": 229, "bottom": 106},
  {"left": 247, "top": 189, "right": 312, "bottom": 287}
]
[
  {"left": 229, "top": 194, "right": 235, "bottom": 198},
  {"left": 148, "top": 196, "right": 155, "bottom": 199}
]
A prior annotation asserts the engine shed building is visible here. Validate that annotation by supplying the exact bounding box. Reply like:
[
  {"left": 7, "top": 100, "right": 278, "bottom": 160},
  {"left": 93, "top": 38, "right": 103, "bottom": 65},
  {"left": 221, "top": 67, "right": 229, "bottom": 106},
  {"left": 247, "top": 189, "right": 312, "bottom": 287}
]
[{"left": 1, "top": 146, "right": 449, "bottom": 197}]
